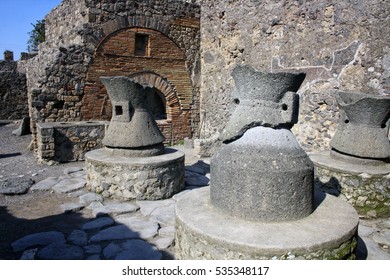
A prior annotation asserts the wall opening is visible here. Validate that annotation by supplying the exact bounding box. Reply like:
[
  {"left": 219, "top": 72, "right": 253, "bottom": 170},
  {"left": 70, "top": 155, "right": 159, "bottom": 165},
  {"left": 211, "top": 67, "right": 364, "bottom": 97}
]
[
  {"left": 135, "top": 33, "right": 149, "bottom": 56},
  {"left": 146, "top": 89, "right": 166, "bottom": 120}
]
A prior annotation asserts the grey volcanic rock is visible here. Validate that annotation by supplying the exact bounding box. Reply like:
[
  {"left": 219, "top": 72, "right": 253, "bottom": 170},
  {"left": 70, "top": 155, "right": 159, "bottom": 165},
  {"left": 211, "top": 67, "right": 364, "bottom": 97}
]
[
  {"left": 330, "top": 91, "right": 390, "bottom": 160},
  {"left": 0, "top": 177, "right": 34, "bottom": 195},
  {"left": 11, "top": 231, "right": 66, "bottom": 252},
  {"left": 100, "top": 76, "right": 165, "bottom": 149},
  {"left": 221, "top": 66, "right": 305, "bottom": 142},
  {"left": 211, "top": 126, "right": 314, "bottom": 222},
  {"left": 37, "top": 243, "right": 84, "bottom": 260}
]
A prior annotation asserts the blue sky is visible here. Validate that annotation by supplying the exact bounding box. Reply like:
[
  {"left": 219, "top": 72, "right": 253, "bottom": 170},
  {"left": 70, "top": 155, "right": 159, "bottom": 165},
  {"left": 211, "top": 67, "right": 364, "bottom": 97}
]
[{"left": 0, "top": 0, "right": 62, "bottom": 60}]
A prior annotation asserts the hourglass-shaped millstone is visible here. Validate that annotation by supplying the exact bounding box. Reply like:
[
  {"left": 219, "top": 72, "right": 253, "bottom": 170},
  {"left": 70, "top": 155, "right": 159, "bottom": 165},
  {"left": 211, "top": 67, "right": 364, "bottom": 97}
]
[
  {"left": 100, "top": 76, "right": 165, "bottom": 149},
  {"left": 330, "top": 91, "right": 390, "bottom": 160},
  {"left": 211, "top": 66, "right": 313, "bottom": 222},
  {"left": 221, "top": 65, "right": 306, "bottom": 142}
]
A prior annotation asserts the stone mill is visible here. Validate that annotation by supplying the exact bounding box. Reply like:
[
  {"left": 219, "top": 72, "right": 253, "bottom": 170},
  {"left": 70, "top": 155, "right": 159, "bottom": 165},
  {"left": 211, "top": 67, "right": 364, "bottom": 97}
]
[
  {"left": 175, "top": 65, "right": 359, "bottom": 259},
  {"left": 85, "top": 76, "right": 184, "bottom": 200},
  {"left": 311, "top": 91, "right": 390, "bottom": 218}
]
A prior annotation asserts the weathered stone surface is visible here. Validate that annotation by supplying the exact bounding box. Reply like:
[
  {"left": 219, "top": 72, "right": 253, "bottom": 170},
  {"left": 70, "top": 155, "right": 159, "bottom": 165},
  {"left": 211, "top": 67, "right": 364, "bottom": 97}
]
[
  {"left": 221, "top": 66, "right": 305, "bottom": 142},
  {"left": 31, "top": 177, "right": 60, "bottom": 191},
  {"left": 149, "top": 204, "right": 176, "bottom": 226},
  {"left": 90, "top": 225, "right": 140, "bottom": 242},
  {"left": 372, "top": 230, "right": 390, "bottom": 247},
  {"left": 0, "top": 177, "right": 34, "bottom": 195},
  {"left": 176, "top": 187, "right": 359, "bottom": 260},
  {"left": 12, "top": 117, "right": 30, "bottom": 136},
  {"left": 85, "top": 148, "right": 185, "bottom": 200},
  {"left": 100, "top": 76, "right": 165, "bottom": 149},
  {"left": 60, "top": 202, "right": 85, "bottom": 213},
  {"left": 37, "top": 243, "right": 84, "bottom": 260},
  {"left": 103, "top": 240, "right": 162, "bottom": 260},
  {"left": 84, "top": 245, "right": 102, "bottom": 255},
  {"left": 153, "top": 236, "right": 174, "bottom": 250},
  {"left": 114, "top": 215, "right": 159, "bottom": 239},
  {"left": 63, "top": 167, "right": 84, "bottom": 175},
  {"left": 136, "top": 199, "right": 175, "bottom": 216},
  {"left": 79, "top": 192, "right": 103, "bottom": 204},
  {"left": 12, "top": 231, "right": 65, "bottom": 252},
  {"left": 330, "top": 91, "right": 390, "bottom": 159},
  {"left": 311, "top": 151, "right": 390, "bottom": 218},
  {"left": 20, "top": 248, "right": 38, "bottom": 260},
  {"left": 68, "top": 230, "right": 88, "bottom": 246},
  {"left": 211, "top": 126, "right": 314, "bottom": 222},
  {"left": 92, "top": 202, "right": 139, "bottom": 217},
  {"left": 82, "top": 217, "right": 115, "bottom": 231},
  {"left": 52, "top": 178, "right": 86, "bottom": 193}
]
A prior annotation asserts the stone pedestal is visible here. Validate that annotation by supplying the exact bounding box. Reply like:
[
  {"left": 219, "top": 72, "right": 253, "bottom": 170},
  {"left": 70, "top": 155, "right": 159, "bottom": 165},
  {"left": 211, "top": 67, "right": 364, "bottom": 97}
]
[
  {"left": 176, "top": 187, "right": 358, "bottom": 260},
  {"left": 175, "top": 67, "right": 359, "bottom": 260},
  {"left": 85, "top": 148, "right": 184, "bottom": 201},
  {"left": 310, "top": 151, "right": 390, "bottom": 218}
]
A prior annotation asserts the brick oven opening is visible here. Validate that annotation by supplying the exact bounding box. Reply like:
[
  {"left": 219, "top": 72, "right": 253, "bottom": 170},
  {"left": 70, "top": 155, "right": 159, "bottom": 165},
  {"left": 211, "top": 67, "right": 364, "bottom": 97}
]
[{"left": 145, "top": 88, "right": 167, "bottom": 120}]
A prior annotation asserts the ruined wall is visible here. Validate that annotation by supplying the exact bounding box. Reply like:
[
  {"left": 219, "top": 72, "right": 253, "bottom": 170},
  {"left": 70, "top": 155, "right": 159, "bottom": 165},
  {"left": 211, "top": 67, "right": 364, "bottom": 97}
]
[
  {"left": 26, "top": 0, "right": 200, "bottom": 151},
  {"left": 0, "top": 55, "right": 28, "bottom": 120},
  {"left": 197, "top": 0, "right": 389, "bottom": 155}
]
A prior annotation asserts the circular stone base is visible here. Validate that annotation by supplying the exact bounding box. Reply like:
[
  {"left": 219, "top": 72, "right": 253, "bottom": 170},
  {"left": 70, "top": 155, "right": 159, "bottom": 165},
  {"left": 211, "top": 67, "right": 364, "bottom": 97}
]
[
  {"left": 310, "top": 151, "right": 390, "bottom": 218},
  {"left": 175, "top": 187, "right": 358, "bottom": 260},
  {"left": 85, "top": 148, "right": 184, "bottom": 201}
]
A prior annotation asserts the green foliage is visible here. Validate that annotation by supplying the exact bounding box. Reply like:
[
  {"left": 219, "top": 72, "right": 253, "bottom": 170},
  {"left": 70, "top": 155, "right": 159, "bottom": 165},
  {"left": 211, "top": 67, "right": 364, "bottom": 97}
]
[{"left": 27, "top": 19, "right": 45, "bottom": 52}]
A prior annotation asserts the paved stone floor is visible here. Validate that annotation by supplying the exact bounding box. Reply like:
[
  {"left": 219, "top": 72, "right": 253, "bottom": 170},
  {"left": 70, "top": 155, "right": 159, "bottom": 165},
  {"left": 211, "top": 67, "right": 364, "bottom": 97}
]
[
  {"left": 5, "top": 151, "right": 390, "bottom": 260},
  {"left": 1, "top": 122, "right": 389, "bottom": 260}
]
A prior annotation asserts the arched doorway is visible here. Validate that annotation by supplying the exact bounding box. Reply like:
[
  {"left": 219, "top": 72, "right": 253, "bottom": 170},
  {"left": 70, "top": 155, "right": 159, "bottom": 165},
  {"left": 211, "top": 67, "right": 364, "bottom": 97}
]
[{"left": 81, "top": 27, "right": 193, "bottom": 144}]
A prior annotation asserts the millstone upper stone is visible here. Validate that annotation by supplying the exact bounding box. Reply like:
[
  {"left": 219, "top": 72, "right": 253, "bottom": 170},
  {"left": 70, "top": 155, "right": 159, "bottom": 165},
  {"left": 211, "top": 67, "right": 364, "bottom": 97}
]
[
  {"left": 221, "top": 65, "right": 306, "bottom": 142},
  {"left": 100, "top": 76, "right": 165, "bottom": 149},
  {"left": 330, "top": 91, "right": 390, "bottom": 160}
]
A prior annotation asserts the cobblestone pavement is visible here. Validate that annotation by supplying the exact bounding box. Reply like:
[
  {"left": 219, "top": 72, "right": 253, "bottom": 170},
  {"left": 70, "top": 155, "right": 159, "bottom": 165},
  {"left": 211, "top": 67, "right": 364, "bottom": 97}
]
[{"left": 1, "top": 121, "right": 389, "bottom": 260}]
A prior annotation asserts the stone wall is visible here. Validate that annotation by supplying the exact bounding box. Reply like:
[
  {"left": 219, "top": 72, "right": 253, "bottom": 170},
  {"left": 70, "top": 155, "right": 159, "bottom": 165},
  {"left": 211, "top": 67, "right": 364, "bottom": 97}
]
[
  {"left": 197, "top": 0, "right": 390, "bottom": 156},
  {"left": 26, "top": 0, "right": 201, "bottom": 152},
  {"left": 0, "top": 53, "right": 28, "bottom": 120},
  {"left": 36, "top": 121, "right": 108, "bottom": 164}
]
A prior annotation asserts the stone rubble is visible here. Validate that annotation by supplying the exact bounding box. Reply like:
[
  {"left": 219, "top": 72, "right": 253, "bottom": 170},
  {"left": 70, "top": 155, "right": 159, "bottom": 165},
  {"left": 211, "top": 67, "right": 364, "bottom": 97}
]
[{"left": 7, "top": 152, "right": 390, "bottom": 260}]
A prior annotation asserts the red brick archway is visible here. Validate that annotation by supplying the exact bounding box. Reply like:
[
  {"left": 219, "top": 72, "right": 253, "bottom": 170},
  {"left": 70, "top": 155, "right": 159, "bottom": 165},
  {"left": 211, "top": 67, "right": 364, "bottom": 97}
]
[{"left": 81, "top": 27, "right": 193, "bottom": 144}]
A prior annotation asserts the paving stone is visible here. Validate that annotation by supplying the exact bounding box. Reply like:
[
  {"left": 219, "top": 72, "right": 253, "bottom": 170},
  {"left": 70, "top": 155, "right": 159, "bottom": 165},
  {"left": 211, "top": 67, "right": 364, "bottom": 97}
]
[
  {"left": 60, "top": 203, "right": 85, "bottom": 213},
  {"left": 184, "top": 175, "right": 209, "bottom": 187},
  {"left": 380, "top": 219, "right": 390, "bottom": 229},
  {"left": 359, "top": 236, "right": 390, "bottom": 260},
  {"left": 79, "top": 192, "right": 103, "bottom": 204},
  {"left": 358, "top": 224, "right": 379, "bottom": 237},
  {"left": 86, "top": 254, "right": 101, "bottom": 260},
  {"left": 31, "top": 177, "right": 60, "bottom": 191},
  {"left": 68, "top": 189, "right": 88, "bottom": 198},
  {"left": 84, "top": 244, "right": 102, "bottom": 255},
  {"left": 114, "top": 215, "right": 159, "bottom": 239},
  {"left": 90, "top": 225, "right": 140, "bottom": 242},
  {"left": 37, "top": 243, "right": 84, "bottom": 260},
  {"left": 136, "top": 199, "right": 175, "bottom": 216},
  {"left": 153, "top": 236, "right": 174, "bottom": 250},
  {"left": 86, "top": 201, "right": 104, "bottom": 210},
  {"left": 82, "top": 217, "right": 115, "bottom": 231},
  {"left": 69, "top": 171, "right": 86, "bottom": 178},
  {"left": 103, "top": 240, "right": 162, "bottom": 260},
  {"left": 68, "top": 230, "right": 88, "bottom": 246},
  {"left": 158, "top": 225, "right": 175, "bottom": 237},
  {"left": 372, "top": 229, "right": 390, "bottom": 247},
  {"left": 150, "top": 204, "right": 176, "bottom": 226},
  {"left": 20, "top": 248, "right": 38, "bottom": 260},
  {"left": 52, "top": 178, "right": 86, "bottom": 194},
  {"left": 0, "top": 177, "right": 34, "bottom": 195},
  {"left": 92, "top": 202, "right": 139, "bottom": 217},
  {"left": 172, "top": 190, "right": 191, "bottom": 201},
  {"left": 63, "top": 167, "right": 84, "bottom": 175},
  {"left": 185, "top": 165, "right": 206, "bottom": 175},
  {"left": 12, "top": 231, "right": 66, "bottom": 252}
]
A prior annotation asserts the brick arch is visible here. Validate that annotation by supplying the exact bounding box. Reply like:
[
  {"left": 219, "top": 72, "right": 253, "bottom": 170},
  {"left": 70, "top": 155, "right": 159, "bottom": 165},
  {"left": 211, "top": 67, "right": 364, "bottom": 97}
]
[
  {"left": 129, "top": 71, "right": 182, "bottom": 119},
  {"left": 92, "top": 16, "right": 173, "bottom": 51}
]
